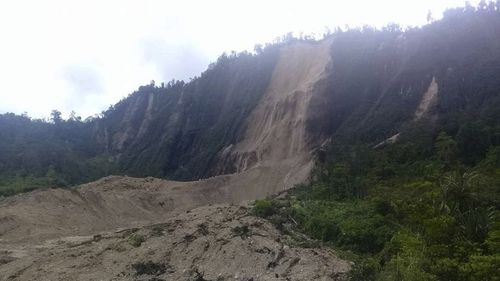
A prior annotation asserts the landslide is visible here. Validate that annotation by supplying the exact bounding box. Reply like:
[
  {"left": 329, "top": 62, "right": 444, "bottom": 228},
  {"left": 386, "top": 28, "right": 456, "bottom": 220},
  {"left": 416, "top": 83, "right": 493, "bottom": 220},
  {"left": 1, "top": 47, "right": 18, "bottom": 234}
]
[{"left": 0, "top": 205, "right": 350, "bottom": 281}]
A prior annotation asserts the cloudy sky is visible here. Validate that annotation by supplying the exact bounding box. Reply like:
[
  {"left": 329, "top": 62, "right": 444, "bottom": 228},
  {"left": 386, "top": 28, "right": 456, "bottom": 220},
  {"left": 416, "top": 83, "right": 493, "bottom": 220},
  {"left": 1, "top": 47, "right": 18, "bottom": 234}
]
[{"left": 0, "top": 0, "right": 479, "bottom": 119}]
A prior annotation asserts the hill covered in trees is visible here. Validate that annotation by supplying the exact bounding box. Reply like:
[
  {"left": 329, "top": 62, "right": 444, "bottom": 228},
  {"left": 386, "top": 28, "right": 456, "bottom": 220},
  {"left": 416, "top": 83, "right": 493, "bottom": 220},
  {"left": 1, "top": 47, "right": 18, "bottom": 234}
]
[{"left": 2, "top": 2, "right": 500, "bottom": 195}]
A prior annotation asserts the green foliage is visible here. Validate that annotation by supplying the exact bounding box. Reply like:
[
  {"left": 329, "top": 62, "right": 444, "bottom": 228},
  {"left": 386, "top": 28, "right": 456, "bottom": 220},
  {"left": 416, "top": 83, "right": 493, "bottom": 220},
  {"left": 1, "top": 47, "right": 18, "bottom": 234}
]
[
  {"left": 259, "top": 128, "right": 499, "bottom": 281},
  {"left": 132, "top": 261, "right": 167, "bottom": 276},
  {"left": 349, "top": 257, "right": 380, "bottom": 281},
  {"left": 435, "top": 132, "right": 458, "bottom": 169},
  {"left": 378, "top": 231, "right": 436, "bottom": 281},
  {"left": 0, "top": 176, "right": 49, "bottom": 197},
  {"left": 0, "top": 112, "right": 114, "bottom": 196},
  {"left": 461, "top": 255, "right": 500, "bottom": 281},
  {"left": 253, "top": 199, "right": 276, "bottom": 218},
  {"left": 128, "top": 233, "right": 146, "bottom": 247},
  {"left": 379, "top": 254, "right": 437, "bottom": 281},
  {"left": 290, "top": 199, "right": 395, "bottom": 253},
  {"left": 481, "top": 146, "right": 500, "bottom": 171},
  {"left": 485, "top": 223, "right": 500, "bottom": 253},
  {"left": 231, "top": 225, "right": 251, "bottom": 239}
]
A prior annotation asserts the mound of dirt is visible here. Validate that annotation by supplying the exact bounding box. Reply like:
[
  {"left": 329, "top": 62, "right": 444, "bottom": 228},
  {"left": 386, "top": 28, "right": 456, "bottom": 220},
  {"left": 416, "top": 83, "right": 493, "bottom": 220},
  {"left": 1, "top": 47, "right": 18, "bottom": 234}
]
[
  {"left": 0, "top": 204, "right": 350, "bottom": 281},
  {"left": 0, "top": 175, "right": 289, "bottom": 245}
]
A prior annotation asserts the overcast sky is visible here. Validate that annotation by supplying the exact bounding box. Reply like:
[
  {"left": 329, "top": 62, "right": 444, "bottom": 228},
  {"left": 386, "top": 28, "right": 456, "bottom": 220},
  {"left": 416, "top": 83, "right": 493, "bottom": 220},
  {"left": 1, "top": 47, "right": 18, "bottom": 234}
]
[{"left": 0, "top": 0, "right": 479, "bottom": 119}]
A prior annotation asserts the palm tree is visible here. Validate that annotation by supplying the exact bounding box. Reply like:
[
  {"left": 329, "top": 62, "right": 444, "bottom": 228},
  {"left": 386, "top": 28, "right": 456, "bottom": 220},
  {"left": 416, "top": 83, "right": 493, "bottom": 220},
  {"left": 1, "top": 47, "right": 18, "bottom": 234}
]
[
  {"left": 439, "top": 171, "right": 494, "bottom": 242},
  {"left": 439, "top": 171, "right": 478, "bottom": 214}
]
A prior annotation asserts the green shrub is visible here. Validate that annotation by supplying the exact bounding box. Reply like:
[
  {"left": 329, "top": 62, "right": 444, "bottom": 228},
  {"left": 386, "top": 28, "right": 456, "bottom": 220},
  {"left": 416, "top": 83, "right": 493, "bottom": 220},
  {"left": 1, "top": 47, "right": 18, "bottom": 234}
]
[
  {"left": 128, "top": 233, "right": 146, "bottom": 247},
  {"left": 461, "top": 255, "right": 500, "bottom": 281},
  {"left": 290, "top": 200, "right": 395, "bottom": 253},
  {"left": 378, "top": 254, "right": 437, "bottom": 281},
  {"left": 349, "top": 257, "right": 380, "bottom": 281},
  {"left": 232, "top": 225, "right": 251, "bottom": 239},
  {"left": 132, "top": 261, "right": 166, "bottom": 275},
  {"left": 253, "top": 199, "right": 275, "bottom": 218}
]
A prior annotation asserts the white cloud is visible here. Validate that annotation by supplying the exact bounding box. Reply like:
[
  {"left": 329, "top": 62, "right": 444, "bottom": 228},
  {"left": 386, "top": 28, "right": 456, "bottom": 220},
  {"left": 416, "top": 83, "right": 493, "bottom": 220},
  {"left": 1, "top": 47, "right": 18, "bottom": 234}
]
[{"left": 0, "top": 0, "right": 481, "bottom": 118}]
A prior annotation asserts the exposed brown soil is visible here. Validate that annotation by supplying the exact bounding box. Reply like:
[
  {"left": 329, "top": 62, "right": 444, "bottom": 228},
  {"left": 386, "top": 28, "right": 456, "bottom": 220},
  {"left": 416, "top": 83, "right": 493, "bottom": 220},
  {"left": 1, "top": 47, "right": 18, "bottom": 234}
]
[
  {"left": 218, "top": 39, "right": 333, "bottom": 190},
  {"left": 0, "top": 174, "right": 287, "bottom": 246},
  {"left": 0, "top": 205, "right": 350, "bottom": 281},
  {"left": 415, "top": 76, "right": 439, "bottom": 120}
]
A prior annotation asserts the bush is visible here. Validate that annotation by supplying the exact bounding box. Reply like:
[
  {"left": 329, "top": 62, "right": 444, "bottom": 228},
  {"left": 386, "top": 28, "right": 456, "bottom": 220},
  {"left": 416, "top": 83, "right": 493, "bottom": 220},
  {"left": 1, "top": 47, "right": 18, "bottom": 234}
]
[
  {"left": 290, "top": 200, "right": 395, "bottom": 253},
  {"left": 461, "top": 255, "right": 500, "bottom": 281},
  {"left": 128, "top": 233, "right": 146, "bottom": 247},
  {"left": 232, "top": 225, "right": 251, "bottom": 239},
  {"left": 253, "top": 199, "right": 276, "bottom": 218},
  {"left": 132, "top": 261, "right": 167, "bottom": 275},
  {"left": 349, "top": 257, "right": 380, "bottom": 281}
]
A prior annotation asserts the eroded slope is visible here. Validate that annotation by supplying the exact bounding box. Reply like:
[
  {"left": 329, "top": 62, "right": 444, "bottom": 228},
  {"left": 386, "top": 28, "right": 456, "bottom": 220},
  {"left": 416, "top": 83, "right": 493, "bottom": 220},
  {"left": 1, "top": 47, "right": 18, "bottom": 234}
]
[{"left": 216, "top": 39, "right": 334, "bottom": 190}]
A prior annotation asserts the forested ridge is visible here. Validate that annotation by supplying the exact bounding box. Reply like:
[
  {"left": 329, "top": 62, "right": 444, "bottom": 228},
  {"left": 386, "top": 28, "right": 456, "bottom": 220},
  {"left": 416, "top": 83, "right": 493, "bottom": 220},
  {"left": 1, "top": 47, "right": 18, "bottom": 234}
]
[
  {"left": 0, "top": 44, "right": 282, "bottom": 195},
  {"left": 1, "top": 2, "right": 500, "bottom": 196},
  {"left": 252, "top": 4, "right": 500, "bottom": 280}
]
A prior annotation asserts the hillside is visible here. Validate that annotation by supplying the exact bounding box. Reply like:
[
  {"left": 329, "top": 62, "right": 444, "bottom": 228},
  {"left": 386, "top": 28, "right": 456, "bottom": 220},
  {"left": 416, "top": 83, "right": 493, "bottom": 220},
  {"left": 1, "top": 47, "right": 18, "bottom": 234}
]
[
  {"left": 0, "top": 3, "right": 500, "bottom": 281},
  {"left": 2, "top": 4, "right": 500, "bottom": 195}
]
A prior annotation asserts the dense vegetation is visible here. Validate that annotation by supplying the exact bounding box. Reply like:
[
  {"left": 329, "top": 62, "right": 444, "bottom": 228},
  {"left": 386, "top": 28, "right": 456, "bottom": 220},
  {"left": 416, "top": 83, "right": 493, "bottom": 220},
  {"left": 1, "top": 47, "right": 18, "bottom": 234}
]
[
  {"left": 0, "top": 112, "right": 112, "bottom": 196},
  {"left": 254, "top": 132, "right": 499, "bottom": 280},
  {"left": 252, "top": 4, "right": 500, "bottom": 280},
  {"left": 253, "top": 3, "right": 500, "bottom": 280},
  {"left": 309, "top": 0, "right": 500, "bottom": 145}
]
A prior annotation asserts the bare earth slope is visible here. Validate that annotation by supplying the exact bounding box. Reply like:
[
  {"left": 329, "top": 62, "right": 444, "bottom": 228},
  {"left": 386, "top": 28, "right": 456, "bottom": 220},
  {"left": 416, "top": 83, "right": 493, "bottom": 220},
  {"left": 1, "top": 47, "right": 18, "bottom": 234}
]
[
  {"left": 1, "top": 205, "right": 350, "bottom": 281},
  {"left": 217, "top": 39, "right": 333, "bottom": 191},
  {"left": 0, "top": 175, "right": 285, "bottom": 245}
]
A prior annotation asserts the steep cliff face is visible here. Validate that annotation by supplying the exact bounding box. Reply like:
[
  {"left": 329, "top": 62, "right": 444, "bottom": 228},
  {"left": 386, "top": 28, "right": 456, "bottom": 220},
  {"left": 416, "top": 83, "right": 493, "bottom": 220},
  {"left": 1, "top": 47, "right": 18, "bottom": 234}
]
[
  {"left": 92, "top": 8, "right": 500, "bottom": 189},
  {"left": 306, "top": 11, "right": 500, "bottom": 149},
  {"left": 53, "top": 40, "right": 335, "bottom": 203},
  {"left": 95, "top": 40, "right": 336, "bottom": 192},
  {"left": 93, "top": 48, "right": 281, "bottom": 180},
  {"left": 214, "top": 39, "right": 334, "bottom": 189}
]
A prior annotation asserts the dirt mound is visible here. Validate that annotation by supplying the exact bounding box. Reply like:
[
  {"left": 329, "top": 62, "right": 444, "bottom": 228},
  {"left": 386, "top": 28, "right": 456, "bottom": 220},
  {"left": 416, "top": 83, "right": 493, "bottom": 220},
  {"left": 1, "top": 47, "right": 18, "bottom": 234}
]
[
  {"left": 0, "top": 205, "right": 350, "bottom": 281},
  {"left": 0, "top": 174, "right": 290, "bottom": 245}
]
